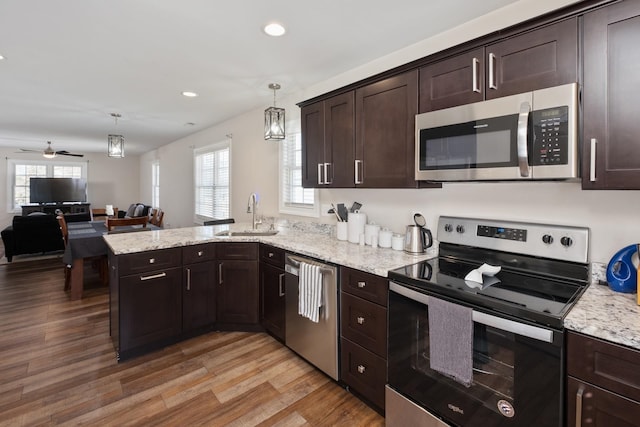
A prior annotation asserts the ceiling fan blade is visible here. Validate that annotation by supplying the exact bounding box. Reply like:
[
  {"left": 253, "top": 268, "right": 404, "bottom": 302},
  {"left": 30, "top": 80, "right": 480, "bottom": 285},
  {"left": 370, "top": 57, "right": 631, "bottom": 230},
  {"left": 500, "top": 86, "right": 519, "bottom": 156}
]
[
  {"left": 56, "top": 151, "right": 84, "bottom": 157},
  {"left": 19, "top": 148, "right": 43, "bottom": 153}
]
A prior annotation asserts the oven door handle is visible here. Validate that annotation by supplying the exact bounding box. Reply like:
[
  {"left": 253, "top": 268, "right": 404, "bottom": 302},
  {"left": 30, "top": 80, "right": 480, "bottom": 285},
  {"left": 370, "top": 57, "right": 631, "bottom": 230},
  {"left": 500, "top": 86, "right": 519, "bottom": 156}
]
[{"left": 390, "top": 282, "right": 555, "bottom": 344}]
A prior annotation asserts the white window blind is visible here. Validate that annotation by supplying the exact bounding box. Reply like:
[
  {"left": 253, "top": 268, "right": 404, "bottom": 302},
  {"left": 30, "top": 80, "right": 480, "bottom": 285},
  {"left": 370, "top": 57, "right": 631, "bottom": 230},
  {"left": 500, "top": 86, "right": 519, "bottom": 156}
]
[
  {"left": 151, "top": 161, "right": 160, "bottom": 207},
  {"left": 280, "top": 133, "right": 318, "bottom": 216},
  {"left": 194, "top": 142, "right": 230, "bottom": 222}
]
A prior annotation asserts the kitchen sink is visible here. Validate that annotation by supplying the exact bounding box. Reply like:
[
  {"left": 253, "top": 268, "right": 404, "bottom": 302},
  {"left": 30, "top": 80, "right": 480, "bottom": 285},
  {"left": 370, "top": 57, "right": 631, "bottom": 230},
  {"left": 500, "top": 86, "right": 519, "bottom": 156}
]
[{"left": 215, "top": 230, "right": 279, "bottom": 237}]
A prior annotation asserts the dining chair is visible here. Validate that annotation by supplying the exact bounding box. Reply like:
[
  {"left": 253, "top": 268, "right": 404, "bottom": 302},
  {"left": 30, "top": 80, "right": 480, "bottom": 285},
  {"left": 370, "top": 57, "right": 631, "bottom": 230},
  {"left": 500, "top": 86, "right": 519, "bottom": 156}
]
[
  {"left": 151, "top": 209, "right": 164, "bottom": 227},
  {"left": 106, "top": 216, "right": 149, "bottom": 231},
  {"left": 56, "top": 215, "right": 71, "bottom": 290}
]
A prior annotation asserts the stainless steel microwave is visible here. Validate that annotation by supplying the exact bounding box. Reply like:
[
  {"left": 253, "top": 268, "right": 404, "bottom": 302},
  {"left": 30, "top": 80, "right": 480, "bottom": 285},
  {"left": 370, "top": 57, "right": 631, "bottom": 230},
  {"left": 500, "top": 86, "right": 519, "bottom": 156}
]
[{"left": 415, "top": 83, "right": 579, "bottom": 181}]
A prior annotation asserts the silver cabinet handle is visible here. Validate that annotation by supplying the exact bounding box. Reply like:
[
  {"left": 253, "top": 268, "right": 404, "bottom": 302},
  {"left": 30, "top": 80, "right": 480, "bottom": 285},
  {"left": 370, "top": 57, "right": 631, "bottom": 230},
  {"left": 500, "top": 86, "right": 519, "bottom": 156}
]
[
  {"left": 197, "top": 250, "right": 203, "bottom": 257},
  {"left": 517, "top": 101, "right": 531, "bottom": 177},
  {"left": 357, "top": 365, "right": 366, "bottom": 374},
  {"left": 590, "top": 138, "right": 597, "bottom": 182},
  {"left": 218, "top": 263, "right": 223, "bottom": 285},
  {"left": 140, "top": 272, "right": 166, "bottom": 281},
  {"left": 324, "top": 163, "right": 332, "bottom": 185},
  {"left": 354, "top": 160, "right": 363, "bottom": 184},
  {"left": 488, "top": 52, "right": 497, "bottom": 89},
  {"left": 357, "top": 316, "right": 365, "bottom": 325},
  {"left": 357, "top": 281, "right": 366, "bottom": 288},
  {"left": 472, "top": 57, "right": 480, "bottom": 93},
  {"left": 268, "top": 252, "right": 274, "bottom": 258},
  {"left": 186, "top": 268, "right": 191, "bottom": 291},
  {"left": 317, "top": 163, "right": 324, "bottom": 185},
  {"left": 148, "top": 258, "right": 156, "bottom": 264},
  {"left": 278, "top": 273, "right": 285, "bottom": 297},
  {"left": 575, "top": 386, "right": 584, "bottom": 427}
]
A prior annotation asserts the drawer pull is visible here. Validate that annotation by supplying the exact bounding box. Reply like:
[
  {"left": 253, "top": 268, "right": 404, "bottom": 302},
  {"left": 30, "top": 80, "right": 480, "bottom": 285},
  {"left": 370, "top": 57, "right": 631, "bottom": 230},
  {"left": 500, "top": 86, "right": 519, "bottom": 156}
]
[
  {"left": 278, "top": 273, "right": 285, "bottom": 296},
  {"left": 357, "top": 365, "right": 366, "bottom": 374},
  {"left": 197, "top": 251, "right": 204, "bottom": 257},
  {"left": 575, "top": 386, "right": 584, "bottom": 427},
  {"left": 219, "top": 263, "right": 223, "bottom": 285},
  {"left": 186, "top": 268, "right": 191, "bottom": 291},
  {"left": 268, "top": 252, "right": 274, "bottom": 258},
  {"left": 357, "top": 281, "right": 366, "bottom": 288},
  {"left": 140, "top": 272, "right": 166, "bottom": 281},
  {"left": 357, "top": 316, "right": 365, "bottom": 325},
  {"left": 148, "top": 258, "right": 156, "bottom": 264}
]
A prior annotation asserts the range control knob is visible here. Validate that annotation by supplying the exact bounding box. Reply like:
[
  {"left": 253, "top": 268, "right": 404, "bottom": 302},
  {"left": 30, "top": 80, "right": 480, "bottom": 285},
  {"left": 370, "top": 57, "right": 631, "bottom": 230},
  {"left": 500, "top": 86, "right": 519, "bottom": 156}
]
[
  {"left": 456, "top": 225, "right": 465, "bottom": 234},
  {"left": 560, "top": 236, "right": 573, "bottom": 247},
  {"left": 444, "top": 224, "right": 453, "bottom": 233},
  {"left": 542, "top": 234, "right": 554, "bottom": 245}
]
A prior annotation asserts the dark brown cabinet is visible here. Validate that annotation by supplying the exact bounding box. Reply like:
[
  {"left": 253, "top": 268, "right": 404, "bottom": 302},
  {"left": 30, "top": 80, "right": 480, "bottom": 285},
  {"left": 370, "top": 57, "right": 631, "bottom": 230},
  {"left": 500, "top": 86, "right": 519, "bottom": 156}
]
[
  {"left": 301, "top": 92, "right": 355, "bottom": 187},
  {"left": 419, "top": 18, "right": 577, "bottom": 112},
  {"left": 355, "top": 71, "right": 418, "bottom": 188},
  {"left": 216, "top": 243, "right": 259, "bottom": 324},
  {"left": 582, "top": 0, "right": 640, "bottom": 189},
  {"left": 340, "top": 267, "right": 388, "bottom": 410},
  {"left": 183, "top": 243, "right": 216, "bottom": 334},
  {"left": 566, "top": 331, "right": 640, "bottom": 426},
  {"left": 260, "top": 244, "right": 286, "bottom": 341}
]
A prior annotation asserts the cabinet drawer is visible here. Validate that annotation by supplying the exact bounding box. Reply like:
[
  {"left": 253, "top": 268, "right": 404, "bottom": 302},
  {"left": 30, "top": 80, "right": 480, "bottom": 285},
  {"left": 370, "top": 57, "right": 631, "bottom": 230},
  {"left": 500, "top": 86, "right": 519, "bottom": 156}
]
[
  {"left": 216, "top": 242, "right": 258, "bottom": 260},
  {"left": 567, "top": 331, "right": 640, "bottom": 402},
  {"left": 341, "top": 338, "right": 386, "bottom": 410},
  {"left": 341, "top": 292, "right": 387, "bottom": 358},
  {"left": 260, "top": 244, "right": 285, "bottom": 268},
  {"left": 567, "top": 376, "right": 640, "bottom": 427},
  {"left": 118, "top": 247, "right": 182, "bottom": 276},
  {"left": 341, "top": 267, "right": 388, "bottom": 306},
  {"left": 183, "top": 243, "right": 216, "bottom": 264}
]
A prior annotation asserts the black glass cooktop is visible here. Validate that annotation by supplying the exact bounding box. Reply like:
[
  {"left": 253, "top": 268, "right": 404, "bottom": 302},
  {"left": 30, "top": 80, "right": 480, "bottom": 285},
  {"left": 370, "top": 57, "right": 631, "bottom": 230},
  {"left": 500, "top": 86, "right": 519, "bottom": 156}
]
[{"left": 388, "top": 244, "right": 589, "bottom": 329}]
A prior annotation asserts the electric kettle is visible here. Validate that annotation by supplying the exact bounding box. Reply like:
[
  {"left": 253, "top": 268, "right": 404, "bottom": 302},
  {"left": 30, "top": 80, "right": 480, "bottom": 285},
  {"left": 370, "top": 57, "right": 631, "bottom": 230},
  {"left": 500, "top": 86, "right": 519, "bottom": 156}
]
[
  {"left": 606, "top": 244, "right": 639, "bottom": 293},
  {"left": 404, "top": 213, "right": 433, "bottom": 254}
]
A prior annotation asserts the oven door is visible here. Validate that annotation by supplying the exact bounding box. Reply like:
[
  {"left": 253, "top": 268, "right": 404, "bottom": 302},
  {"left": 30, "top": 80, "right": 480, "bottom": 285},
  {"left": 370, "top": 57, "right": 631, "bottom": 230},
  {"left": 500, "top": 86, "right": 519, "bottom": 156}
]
[{"left": 388, "top": 282, "right": 564, "bottom": 427}]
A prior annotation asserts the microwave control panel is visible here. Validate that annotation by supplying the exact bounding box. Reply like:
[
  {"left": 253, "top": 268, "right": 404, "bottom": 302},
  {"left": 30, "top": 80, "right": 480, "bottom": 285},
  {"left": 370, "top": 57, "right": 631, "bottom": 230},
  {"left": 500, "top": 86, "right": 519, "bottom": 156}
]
[{"left": 531, "top": 106, "right": 568, "bottom": 166}]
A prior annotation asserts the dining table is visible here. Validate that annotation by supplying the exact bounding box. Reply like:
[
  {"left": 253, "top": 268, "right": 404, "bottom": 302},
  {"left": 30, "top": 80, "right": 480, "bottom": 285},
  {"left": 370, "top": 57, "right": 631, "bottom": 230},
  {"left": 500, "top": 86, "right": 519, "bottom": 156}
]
[{"left": 63, "top": 220, "right": 158, "bottom": 300}]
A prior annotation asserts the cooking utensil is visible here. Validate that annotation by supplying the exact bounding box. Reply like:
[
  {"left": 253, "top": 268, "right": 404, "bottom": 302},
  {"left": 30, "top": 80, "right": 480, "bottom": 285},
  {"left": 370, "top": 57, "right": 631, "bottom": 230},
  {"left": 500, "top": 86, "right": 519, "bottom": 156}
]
[
  {"left": 337, "top": 204, "right": 348, "bottom": 222},
  {"left": 349, "top": 202, "right": 362, "bottom": 213},
  {"left": 330, "top": 203, "right": 343, "bottom": 222}
]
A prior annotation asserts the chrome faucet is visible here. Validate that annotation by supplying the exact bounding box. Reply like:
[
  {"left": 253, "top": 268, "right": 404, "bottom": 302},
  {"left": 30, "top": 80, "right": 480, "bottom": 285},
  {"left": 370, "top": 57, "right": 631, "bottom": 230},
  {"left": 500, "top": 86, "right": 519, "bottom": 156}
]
[{"left": 247, "top": 193, "right": 261, "bottom": 230}]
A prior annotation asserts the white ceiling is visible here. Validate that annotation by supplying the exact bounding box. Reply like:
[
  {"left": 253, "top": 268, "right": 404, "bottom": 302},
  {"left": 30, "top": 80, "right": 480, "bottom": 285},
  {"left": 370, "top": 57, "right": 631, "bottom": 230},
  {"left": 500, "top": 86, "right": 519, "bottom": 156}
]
[{"left": 0, "top": 0, "right": 521, "bottom": 156}]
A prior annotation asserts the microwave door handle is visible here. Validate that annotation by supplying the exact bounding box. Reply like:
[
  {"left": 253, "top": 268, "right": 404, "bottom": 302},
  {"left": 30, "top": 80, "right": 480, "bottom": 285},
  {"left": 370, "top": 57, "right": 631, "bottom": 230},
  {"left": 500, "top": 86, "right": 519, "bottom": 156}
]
[{"left": 517, "top": 101, "right": 531, "bottom": 177}]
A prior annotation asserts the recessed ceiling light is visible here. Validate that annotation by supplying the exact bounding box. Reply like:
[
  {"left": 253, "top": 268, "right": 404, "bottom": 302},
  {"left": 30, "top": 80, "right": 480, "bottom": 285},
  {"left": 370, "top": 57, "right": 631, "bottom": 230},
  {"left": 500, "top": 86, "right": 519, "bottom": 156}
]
[
  {"left": 182, "top": 91, "right": 198, "bottom": 97},
  {"left": 264, "top": 22, "right": 286, "bottom": 37},
  {"left": 0, "top": 54, "right": 5, "bottom": 60}
]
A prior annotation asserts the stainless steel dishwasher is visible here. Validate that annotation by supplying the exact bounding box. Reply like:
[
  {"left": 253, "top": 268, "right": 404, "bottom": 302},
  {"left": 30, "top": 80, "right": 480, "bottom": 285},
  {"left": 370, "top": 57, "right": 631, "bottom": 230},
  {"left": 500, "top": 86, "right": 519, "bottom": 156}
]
[{"left": 284, "top": 253, "right": 339, "bottom": 381}]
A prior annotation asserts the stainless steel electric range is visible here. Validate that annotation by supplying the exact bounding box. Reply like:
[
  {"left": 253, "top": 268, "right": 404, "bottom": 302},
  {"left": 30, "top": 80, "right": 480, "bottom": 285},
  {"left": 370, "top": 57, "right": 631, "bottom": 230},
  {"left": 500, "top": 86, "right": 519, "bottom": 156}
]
[{"left": 386, "top": 216, "right": 589, "bottom": 427}]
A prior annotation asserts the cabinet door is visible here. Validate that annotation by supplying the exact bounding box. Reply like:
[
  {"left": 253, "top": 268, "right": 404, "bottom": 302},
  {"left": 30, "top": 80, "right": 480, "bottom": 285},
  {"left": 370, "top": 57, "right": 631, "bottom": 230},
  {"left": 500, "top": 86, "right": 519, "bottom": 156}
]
[
  {"left": 485, "top": 17, "right": 577, "bottom": 99},
  {"left": 324, "top": 92, "right": 355, "bottom": 187},
  {"left": 261, "top": 262, "right": 285, "bottom": 341},
  {"left": 119, "top": 267, "right": 182, "bottom": 352},
  {"left": 419, "top": 47, "right": 485, "bottom": 112},
  {"left": 567, "top": 377, "right": 640, "bottom": 427},
  {"left": 217, "top": 260, "right": 259, "bottom": 324},
  {"left": 341, "top": 338, "right": 387, "bottom": 410},
  {"left": 355, "top": 71, "right": 418, "bottom": 188},
  {"left": 301, "top": 101, "right": 324, "bottom": 187},
  {"left": 582, "top": 1, "right": 640, "bottom": 189},
  {"left": 183, "top": 262, "right": 216, "bottom": 333}
]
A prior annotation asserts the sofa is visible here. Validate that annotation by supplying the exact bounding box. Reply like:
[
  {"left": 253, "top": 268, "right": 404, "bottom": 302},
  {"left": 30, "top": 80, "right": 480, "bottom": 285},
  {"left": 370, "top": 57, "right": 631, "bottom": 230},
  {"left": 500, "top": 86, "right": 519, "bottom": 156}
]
[
  {"left": 118, "top": 203, "right": 152, "bottom": 219},
  {"left": 0, "top": 212, "right": 91, "bottom": 262}
]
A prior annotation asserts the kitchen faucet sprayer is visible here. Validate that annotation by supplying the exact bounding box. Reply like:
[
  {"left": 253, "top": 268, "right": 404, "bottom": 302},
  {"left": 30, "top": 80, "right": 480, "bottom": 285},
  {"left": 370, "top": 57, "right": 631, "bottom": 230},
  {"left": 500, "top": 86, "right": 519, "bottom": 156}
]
[{"left": 247, "top": 193, "right": 261, "bottom": 230}]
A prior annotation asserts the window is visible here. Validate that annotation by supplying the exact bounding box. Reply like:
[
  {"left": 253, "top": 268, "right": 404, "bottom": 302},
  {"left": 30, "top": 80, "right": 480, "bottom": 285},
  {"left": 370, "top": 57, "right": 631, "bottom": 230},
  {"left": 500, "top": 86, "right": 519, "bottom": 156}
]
[
  {"left": 6, "top": 159, "right": 87, "bottom": 212},
  {"left": 279, "top": 132, "right": 318, "bottom": 216},
  {"left": 194, "top": 141, "right": 230, "bottom": 223},
  {"left": 151, "top": 161, "right": 160, "bottom": 208}
]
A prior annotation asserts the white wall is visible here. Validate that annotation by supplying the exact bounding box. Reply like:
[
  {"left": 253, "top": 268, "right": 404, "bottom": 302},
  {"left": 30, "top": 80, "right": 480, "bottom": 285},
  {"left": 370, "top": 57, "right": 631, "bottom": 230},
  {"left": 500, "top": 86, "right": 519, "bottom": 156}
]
[{"left": 140, "top": 0, "right": 639, "bottom": 265}]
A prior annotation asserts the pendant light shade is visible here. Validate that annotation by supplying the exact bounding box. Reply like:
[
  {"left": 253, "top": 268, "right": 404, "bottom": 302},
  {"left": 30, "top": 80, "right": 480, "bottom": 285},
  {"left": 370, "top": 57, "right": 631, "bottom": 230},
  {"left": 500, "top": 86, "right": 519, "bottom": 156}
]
[
  {"left": 264, "top": 83, "right": 285, "bottom": 140},
  {"left": 108, "top": 113, "right": 125, "bottom": 157}
]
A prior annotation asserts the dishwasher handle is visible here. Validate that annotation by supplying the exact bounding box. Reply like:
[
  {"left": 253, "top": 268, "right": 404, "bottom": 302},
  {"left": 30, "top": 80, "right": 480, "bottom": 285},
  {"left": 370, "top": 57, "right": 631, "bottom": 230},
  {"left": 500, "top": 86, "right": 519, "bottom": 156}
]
[{"left": 285, "top": 254, "right": 335, "bottom": 276}]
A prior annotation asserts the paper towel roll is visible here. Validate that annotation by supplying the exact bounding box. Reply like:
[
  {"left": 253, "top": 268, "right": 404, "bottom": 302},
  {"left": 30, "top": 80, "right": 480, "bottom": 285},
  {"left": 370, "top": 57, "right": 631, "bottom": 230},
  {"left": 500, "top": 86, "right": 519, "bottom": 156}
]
[{"left": 348, "top": 212, "right": 367, "bottom": 244}]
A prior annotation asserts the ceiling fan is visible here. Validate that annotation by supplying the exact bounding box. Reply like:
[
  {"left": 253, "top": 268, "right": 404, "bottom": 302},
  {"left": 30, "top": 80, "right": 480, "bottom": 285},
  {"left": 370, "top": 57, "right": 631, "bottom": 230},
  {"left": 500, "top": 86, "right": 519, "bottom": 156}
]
[{"left": 20, "top": 141, "right": 84, "bottom": 158}]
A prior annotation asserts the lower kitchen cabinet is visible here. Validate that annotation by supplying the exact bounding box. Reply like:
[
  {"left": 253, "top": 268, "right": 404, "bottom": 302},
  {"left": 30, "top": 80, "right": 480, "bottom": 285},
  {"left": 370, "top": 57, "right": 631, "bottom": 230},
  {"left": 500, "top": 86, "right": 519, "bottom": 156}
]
[
  {"left": 566, "top": 331, "right": 640, "bottom": 426},
  {"left": 216, "top": 243, "right": 259, "bottom": 325},
  {"left": 340, "top": 266, "right": 388, "bottom": 410},
  {"left": 183, "top": 243, "right": 217, "bottom": 334},
  {"left": 260, "top": 244, "right": 286, "bottom": 341}
]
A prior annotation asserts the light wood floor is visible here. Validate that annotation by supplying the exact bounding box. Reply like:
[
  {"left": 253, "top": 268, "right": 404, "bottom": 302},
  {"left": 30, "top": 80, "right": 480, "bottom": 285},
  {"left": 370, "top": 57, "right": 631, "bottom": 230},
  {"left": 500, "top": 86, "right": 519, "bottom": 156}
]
[{"left": 0, "top": 258, "right": 385, "bottom": 426}]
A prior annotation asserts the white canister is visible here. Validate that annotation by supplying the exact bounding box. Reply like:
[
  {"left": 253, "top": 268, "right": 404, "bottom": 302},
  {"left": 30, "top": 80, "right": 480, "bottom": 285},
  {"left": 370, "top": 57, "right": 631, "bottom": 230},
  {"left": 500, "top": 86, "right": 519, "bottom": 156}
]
[
  {"left": 336, "top": 222, "right": 348, "bottom": 241},
  {"left": 347, "top": 212, "right": 367, "bottom": 244},
  {"left": 364, "top": 223, "right": 380, "bottom": 246},
  {"left": 378, "top": 228, "right": 393, "bottom": 248},
  {"left": 391, "top": 233, "right": 404, "bottom": 251}
]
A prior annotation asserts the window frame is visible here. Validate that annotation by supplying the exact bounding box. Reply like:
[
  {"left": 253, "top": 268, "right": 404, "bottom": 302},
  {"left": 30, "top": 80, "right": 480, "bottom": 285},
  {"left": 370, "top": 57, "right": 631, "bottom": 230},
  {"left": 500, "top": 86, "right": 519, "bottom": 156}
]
[
  {"left": 193, "top": 141, "right": 231, "bottom": 224},
  {"left": 6, "top": 158, "right": 88, "bottom": 213},
  {"left": 151, "top": 161, "right": 160, "bottom": 208},
  {"left": 278, "top": 132, "right": 319, "bottom": 217}
]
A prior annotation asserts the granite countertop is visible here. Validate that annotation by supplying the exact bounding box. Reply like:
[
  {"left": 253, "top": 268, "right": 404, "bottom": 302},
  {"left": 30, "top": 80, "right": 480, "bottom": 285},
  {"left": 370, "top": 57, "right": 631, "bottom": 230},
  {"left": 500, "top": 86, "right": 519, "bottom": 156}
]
[{"left": 103, "top": 221, "right": 435, "bottom": 277}]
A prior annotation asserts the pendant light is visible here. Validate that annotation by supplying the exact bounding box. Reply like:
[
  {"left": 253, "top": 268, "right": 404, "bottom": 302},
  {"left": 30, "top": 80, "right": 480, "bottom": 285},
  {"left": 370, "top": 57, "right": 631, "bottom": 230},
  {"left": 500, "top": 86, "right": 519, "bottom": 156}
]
[
  {"left": 264, "top": 83, "right": 285, "bottom": 140},
  {"left": 108, "top": 113, "right": 125, "bottom": 158}
]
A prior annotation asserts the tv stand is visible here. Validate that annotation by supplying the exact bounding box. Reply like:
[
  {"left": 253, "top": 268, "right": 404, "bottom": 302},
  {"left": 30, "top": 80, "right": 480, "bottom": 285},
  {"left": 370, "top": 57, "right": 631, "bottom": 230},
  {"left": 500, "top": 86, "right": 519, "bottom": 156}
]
[{"left": 22, "top": 203, "right": 91, "bottom": 216}]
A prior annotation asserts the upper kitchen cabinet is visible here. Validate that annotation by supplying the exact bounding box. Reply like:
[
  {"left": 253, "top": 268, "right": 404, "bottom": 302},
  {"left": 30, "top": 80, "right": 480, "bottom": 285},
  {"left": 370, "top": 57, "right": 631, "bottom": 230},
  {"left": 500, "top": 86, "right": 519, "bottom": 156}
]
[
  {"left": 301, "top": 92, "right": 355, "bottom": 188},
  {"left": 419, "top": 18, "right": 578, "bottom": 112},
  {"left": 582, "top": 0, "right": 640, "bottom": 190},
  {"left": 355, "top": 71, "right": 419, "bottom": 188}
]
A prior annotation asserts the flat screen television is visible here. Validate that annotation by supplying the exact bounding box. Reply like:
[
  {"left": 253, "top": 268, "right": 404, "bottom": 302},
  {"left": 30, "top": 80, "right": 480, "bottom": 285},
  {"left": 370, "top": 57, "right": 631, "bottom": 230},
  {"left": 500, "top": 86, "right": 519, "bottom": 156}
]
[{"left": 29, "top": 178, "right": 87, "bottom": 204}]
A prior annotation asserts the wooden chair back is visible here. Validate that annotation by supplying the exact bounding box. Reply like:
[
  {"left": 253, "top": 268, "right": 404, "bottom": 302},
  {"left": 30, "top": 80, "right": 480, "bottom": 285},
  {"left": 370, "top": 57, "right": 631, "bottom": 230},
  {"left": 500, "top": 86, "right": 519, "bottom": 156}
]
[
  {"left": 106, "top": 216, "right": 149, "bottom": 231},
  {"left": 151, "top": 209, "right": 164, "bottom": 227},
  {"left": 56, "top": 215, "right": 68, "bottom": 246}
]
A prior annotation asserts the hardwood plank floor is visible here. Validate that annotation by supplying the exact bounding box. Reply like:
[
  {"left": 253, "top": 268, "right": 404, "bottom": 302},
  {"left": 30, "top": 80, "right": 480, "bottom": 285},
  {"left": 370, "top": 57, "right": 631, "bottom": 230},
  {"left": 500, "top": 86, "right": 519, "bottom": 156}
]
[{"left": 0, "top": 258, "right": 384, "bottom": 426}]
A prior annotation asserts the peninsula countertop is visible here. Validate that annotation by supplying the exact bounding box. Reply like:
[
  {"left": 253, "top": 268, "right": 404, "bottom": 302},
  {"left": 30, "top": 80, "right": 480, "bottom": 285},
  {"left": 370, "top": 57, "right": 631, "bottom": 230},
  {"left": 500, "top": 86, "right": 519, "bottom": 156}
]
[{"left": 103, "top": 222, "right": 435, "bottom": 278}]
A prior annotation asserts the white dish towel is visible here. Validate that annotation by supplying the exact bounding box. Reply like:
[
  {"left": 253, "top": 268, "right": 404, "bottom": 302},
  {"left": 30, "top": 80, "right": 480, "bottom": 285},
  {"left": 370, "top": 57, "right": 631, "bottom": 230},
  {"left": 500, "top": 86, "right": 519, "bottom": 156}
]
[{"left": 298, "top": 261, "right": 323, "bottom": 323}]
